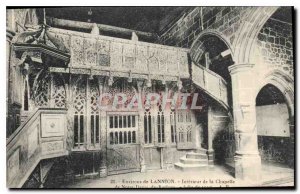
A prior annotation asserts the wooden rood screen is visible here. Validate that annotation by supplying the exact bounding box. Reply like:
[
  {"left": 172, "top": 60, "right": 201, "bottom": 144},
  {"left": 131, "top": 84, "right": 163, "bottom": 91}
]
[{"left": 106, "top": 112, "right": 140, "bottom": 175}]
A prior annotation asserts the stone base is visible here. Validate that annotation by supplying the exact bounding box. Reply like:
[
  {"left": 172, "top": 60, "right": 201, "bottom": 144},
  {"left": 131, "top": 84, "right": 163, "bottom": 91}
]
[
  {"left": 207, "top": 149, "right": 214, "bottom": 167},
  {"left": 99, "top": 167, "right": 107, "bottom": 178},
  {"left": 140, "top": 164, "right": 147, "bottom": 173},
  {"left": 234, "top": 154, "right": 261, "bottom": 184}
]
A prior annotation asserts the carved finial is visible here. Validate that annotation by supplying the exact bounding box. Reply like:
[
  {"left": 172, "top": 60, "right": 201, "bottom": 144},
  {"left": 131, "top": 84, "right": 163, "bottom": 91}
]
[
  {"left": 91, "top": 23, "right": 100, "bottom": 35},
  {"left": 131, "top": 32, "right": 138, "bottom": 41}
]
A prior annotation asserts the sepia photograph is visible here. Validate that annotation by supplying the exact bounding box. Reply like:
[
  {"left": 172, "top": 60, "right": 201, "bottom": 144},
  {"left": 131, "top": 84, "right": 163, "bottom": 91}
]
[{"left": 6, "top": 5, "right": 295, "bottom": 189}]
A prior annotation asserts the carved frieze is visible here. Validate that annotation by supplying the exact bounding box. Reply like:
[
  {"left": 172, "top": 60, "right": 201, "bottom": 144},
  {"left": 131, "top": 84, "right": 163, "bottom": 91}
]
[
  {"left": 52, "top": 28, "right": 190, "bottom": 80},
  {"left": 41, "top": 141, "right": 64, "bottom": 155}
]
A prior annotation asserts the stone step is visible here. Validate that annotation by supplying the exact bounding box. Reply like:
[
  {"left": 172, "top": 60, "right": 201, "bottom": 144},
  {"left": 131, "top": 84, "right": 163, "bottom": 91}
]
[
  {"left": 180, "top": 157, "right": 208, "bottom": 165},
  {"left": 186, "top": 152, "right": 208, "bottom": 160},
  {"left": 194, "top": 148, "right": 208, "bottom": 154},
  {"left": 174, "top": 162, "right": 208, "bottom": 171}
]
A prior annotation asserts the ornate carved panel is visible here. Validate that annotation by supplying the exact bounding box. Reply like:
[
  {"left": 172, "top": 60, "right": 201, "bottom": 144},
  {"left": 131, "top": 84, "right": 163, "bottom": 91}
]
[
  {"left": 32, "top": 71, "right": 50, "bottom": 108},
  {"left": 84, "top": 38, "right": 97, "bottom": 67},
  {"left": 52, "top": 76, "right": 66, "bottom": 108},
  {"left": 41, "top": 141, "right": 64, "bottom": 155},
  {"left": 71, "top": 36, "right": 84, "bottom": 66},
  {"left": 123, "top": 43, "right": 135, "bottom": 69},
  {"left": 90, "top": 79, "right": 100, "bottom": 114},
  {"left": 41, "top": 114, "right": 65, "bottom": 137},
  {"left": 72, "top": 77, "right": 86, "bottom": 148},
  {"left": 136, "top": 45, "right": 148, "bottom": 72},
  {"left": 179, "top": 51, "right": 189, "bottom": 74},
  {"left": 97, "top": 39, "right": 110, "bottom": 66},
  {"left": 167, "top": 50, "right": 178, "bottom": 73},
  {"left": 148, "top": 47, "right": 159, "bottom": 73},
  {"left": 110, "top": 41, "right": 123, "bottom": 69},
  {"left": 73, "top": 78, "right": 86, "bottom": 115},
  {"left": 90, "top": 79, "right": 101, "bottom": 146},
  {"left": 158, "top": 48, "right": 167, "bottom": 72}
]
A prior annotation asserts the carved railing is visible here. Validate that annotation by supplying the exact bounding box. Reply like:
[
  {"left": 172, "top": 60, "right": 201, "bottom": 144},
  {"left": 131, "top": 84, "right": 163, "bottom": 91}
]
[
  {"left": 6, "top": 108, "right": 68, "bottom": 188},
  {"left": 192, "top": 62, "right": 229, "bottom": 109},
  {"left": 47, "top": 27, "right": 190, "bottom": 80}
]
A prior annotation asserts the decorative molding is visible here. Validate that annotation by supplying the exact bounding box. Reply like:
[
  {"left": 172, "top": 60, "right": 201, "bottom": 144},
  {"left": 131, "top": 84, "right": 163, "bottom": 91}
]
[
  {"left": 228, "top": 63, "right": 255, "bottom": 75},
  {"left": 41, "top": 114, "right": 65, "bottom": 137}
]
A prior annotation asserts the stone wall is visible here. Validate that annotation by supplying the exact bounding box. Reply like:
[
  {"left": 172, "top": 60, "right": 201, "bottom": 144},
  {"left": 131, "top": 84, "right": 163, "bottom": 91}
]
[
  {"left": 158, "top": 7, "right": 249, "bottom": 48},
  {"left": 159, "top": 7, "right": 294, "bottom": 77},
  {"left": 256, "top": 18, "right": 293, "bottom": 76}
]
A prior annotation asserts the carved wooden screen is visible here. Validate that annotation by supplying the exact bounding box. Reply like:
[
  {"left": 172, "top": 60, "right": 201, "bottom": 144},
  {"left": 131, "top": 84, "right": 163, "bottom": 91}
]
[
  {"left": 31, "top": 71, "right": 50, "bottom": 108},
  {"left": 89, "top": 79, "right": 100, "bottom": 148},
  {"left": 73, "top": 78, "right": 86, "bottom": 149},
  {"left": 176, "top": 110, "right": 195, "bottom": 149},
  {"left": 156, "top": 105, "right": 165, "bottom": 145},
  {"left": 108, "top": 114, "right": 138, "bottom": 146},
  {"left": 144, "top": 109, "right": 153, "bottom": 145},
  {"left": 170, "top": 109, "right": 176, "bottom": 144},
  {"left": 52, "top": 75, "right": 66, "bottom": 108}
]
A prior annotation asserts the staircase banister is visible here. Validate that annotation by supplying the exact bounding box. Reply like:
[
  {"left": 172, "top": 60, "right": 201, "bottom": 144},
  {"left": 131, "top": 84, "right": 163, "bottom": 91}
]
[
  {"left": 7, "top": 108, "right": 68, "bottom": 146},
  {"left": 191, "top": 61, "right": 229, "bottom": 110},
  {"left": 192, "top": 62, "right": 228, "bottom": 86}
]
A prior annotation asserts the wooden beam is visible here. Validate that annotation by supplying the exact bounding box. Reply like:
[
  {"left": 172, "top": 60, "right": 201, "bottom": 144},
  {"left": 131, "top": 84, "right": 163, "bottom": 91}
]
[{"left": 46, "top": 17, "right": 158, "bottom": 41}]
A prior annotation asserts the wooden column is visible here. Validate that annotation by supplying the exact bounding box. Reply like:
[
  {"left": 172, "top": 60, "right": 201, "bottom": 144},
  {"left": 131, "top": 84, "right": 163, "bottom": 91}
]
[
  {"left": 99, "top": 77, "right": 108, "bottom": 177},
  {"left": 163, "top": 82, "right": 173, "bottom": 169},
  {"left": 137, "top": 80, "right": 146, "bottom": 172}
]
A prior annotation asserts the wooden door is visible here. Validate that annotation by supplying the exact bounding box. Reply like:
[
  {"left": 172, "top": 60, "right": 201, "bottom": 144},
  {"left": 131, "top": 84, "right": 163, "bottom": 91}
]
[{"left": 106, "top": 113, "right": 140, "bottom": 175}]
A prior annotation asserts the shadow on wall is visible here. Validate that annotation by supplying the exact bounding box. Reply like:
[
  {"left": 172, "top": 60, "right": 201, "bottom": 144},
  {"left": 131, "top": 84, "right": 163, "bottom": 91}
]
[
  {"left": 258, "top": 136, "right": 294, "bottom": 168},
  {"left": 212, "top": 124, "right": 235, "bottom": 165}
]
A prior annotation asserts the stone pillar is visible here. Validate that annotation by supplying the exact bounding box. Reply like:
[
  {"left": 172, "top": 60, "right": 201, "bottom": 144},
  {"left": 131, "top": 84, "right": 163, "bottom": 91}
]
[
  {"left": 228, "top": 64, "right": 261, "bottom": 183},
  {"left": 207, "top": 106, "right": 214, "bottom": 167}
]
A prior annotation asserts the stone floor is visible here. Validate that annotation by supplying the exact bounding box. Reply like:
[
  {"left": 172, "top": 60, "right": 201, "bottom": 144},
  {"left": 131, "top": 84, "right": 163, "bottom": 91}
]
[{"left": 62, "top": 162, "right": 294, "bottom": 188}]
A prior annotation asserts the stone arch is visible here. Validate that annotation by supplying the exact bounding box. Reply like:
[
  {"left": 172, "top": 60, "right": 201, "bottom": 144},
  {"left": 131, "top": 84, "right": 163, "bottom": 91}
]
[
  {"left": 190, "top": 30, "right": 234, "bottom": 82},
  {"left": 255, "top": 74, "right": 294, "bottom": 168},
  {"left": 255, "top": 69, "right": 294, "bottom": 117},
  {"left": 190, "top": 29, "right": 234, "bottom": 62},
  {"left": 232, "top": 7, "right": 279, "bottom": 64}
]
